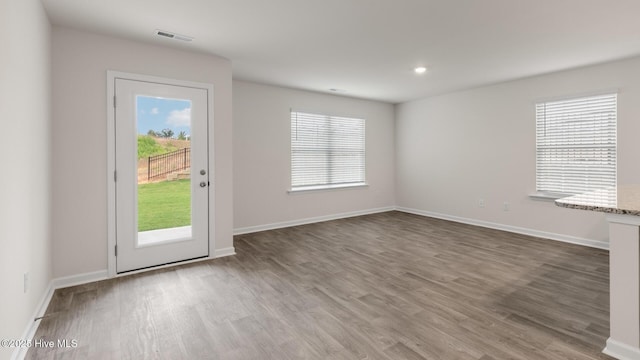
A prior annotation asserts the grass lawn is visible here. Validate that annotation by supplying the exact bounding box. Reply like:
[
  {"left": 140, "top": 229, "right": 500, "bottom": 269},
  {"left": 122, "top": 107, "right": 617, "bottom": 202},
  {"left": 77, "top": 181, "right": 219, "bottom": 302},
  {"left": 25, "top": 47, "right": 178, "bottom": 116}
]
[{"left": 138, "top": 179, "right": 191, "bottom": 232}]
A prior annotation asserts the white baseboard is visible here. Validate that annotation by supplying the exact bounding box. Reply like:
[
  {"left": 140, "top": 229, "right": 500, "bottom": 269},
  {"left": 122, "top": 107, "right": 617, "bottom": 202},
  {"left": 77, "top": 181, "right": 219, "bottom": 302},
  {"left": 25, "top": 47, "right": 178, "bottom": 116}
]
[
  {"left": 52, "top": 270, "right": 109, "bottom": 290},
  {"left": 233, "top": 206, "right": 396, "bottom": 235},
  {"left": 396, "top": 207, "right": 609, "bottom": 250},
  {"left": 11, "top": 282, "right": 54, "bottom": 360},
  {"left": 604, "top": 337, "right": 640, "bottom": 360},
  {"left": 214, "top": 246, "right": 236, "bottom": 258}
]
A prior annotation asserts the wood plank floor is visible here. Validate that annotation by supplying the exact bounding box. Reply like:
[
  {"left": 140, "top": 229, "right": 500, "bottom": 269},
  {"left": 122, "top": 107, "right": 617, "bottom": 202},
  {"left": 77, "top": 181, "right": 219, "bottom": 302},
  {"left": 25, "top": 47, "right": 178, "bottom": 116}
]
[{"left": 27, "top": 211, "right": 612, "bottom": 359}]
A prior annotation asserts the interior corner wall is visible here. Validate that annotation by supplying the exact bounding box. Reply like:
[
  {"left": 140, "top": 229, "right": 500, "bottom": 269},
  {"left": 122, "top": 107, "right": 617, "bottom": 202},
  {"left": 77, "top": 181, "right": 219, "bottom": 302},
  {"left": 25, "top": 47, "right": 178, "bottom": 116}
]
[
  {"left": 0, "top": 0, "right": 52, "bottom": 358},
  {"left": 51, "top": 27, "right": 233, "bottom": 278},
  {"left": 233, "top": 80, "right": 396, "bottom": 231},
  {"left": 395, "top": 56, "right": 640, "bottom": 245}
]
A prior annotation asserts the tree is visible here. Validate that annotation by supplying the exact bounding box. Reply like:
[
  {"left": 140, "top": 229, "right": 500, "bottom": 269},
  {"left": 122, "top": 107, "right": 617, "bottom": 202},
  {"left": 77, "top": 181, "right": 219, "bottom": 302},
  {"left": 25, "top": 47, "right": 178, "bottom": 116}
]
[
  {"left": 147, "top": 129, "right": 158, "bottom": 137},
  {"left": 177, "top": 131, "right": 187, "bottom": 140},
  {"left": 161, "top": 128, "right": 174, "bottom": 138}
]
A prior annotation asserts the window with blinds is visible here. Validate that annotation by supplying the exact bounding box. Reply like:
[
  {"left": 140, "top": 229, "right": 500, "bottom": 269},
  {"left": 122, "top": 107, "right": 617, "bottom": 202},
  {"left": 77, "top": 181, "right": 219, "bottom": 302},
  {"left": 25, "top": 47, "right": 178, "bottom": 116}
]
[
  {"left": 535, "top": 93, "right": 617, "bottom": 196},
  {"left": 291, "top": 111, "right": 365, "bottom": 191}
]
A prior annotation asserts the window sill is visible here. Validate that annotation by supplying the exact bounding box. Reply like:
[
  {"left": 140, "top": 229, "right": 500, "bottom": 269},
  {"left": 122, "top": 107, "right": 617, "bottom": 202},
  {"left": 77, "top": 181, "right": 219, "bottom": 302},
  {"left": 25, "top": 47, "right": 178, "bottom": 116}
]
[
  {"left": 529, "top": 192, "right": 573, "bottom": 201},
  {"left": 288, "top": 182, "right": 368, "bottom": 194}
]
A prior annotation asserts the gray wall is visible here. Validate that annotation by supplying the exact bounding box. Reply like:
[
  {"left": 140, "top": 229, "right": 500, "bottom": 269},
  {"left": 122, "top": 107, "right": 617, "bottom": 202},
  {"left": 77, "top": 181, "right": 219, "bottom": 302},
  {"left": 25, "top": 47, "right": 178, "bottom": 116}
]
[
  {"left": 0, "top": 0, "right": 52, "bottom": 358},
  {"left": 233, "top": 80, "right": 396, "bottom": 231},
  {"left": 396, "top": 56, "right": 640, "bottom": 247}
]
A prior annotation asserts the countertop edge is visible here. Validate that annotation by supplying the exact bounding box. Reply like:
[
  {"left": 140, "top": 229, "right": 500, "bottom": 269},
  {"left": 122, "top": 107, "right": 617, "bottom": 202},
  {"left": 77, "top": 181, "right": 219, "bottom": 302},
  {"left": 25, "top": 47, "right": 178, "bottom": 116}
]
[{"left": 555, "top": 198, "right": 640, "bottom": 216}]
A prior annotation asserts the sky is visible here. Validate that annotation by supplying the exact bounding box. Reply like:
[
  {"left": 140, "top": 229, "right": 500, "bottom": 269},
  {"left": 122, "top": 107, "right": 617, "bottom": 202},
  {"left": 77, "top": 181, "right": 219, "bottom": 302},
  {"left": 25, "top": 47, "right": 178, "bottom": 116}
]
[{"left": 136, "top": 95, "right": 191, "bottom": 137}]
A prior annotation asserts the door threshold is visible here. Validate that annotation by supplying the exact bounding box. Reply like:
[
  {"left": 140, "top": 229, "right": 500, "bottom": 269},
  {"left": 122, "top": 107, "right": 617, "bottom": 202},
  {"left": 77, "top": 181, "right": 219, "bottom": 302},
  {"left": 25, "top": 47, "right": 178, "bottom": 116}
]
[{"left": 116, "top": 255, "right": 209, "bottom": 276}]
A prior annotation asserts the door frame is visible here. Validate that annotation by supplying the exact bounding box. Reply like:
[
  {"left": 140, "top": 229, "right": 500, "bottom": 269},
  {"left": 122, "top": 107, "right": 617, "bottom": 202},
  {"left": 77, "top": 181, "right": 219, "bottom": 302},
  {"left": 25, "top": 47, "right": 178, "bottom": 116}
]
[{"left": 106, "top": 71, "right": 215, "bottom": 278}]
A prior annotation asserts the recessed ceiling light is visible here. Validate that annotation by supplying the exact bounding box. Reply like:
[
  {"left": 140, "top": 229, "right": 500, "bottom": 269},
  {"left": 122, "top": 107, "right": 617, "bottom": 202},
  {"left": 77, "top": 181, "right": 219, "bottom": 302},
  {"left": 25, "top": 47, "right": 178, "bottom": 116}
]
[
  {"left": 414, "top": 66, "right": 427, "bottom": 74},
  {"left": 155, "top": 29, "right": 193, "bottom": 42}
]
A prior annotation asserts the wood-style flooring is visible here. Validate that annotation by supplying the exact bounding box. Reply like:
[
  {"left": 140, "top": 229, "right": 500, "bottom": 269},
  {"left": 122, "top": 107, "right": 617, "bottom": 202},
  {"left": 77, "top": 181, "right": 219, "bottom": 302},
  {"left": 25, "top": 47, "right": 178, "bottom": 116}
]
[{"left": 27, "top": 211, "right": 612, "bottom": 359}]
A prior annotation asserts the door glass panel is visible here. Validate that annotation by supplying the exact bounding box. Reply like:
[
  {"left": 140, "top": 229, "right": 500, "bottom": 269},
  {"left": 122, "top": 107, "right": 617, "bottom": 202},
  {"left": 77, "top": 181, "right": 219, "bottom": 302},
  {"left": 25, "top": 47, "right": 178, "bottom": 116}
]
[{"left": 136, "top": 95, "right": 192, "bottom": 246}]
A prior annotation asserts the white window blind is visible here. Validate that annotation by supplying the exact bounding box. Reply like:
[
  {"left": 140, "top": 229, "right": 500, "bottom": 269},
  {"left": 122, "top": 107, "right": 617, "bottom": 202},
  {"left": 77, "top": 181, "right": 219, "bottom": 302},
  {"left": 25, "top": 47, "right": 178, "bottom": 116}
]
[
  {"left": 291, "top": 111, "right": 365, "bottom": 190},
  {"left": 535, "top": 93, "right": 617, "bottom": 195}
]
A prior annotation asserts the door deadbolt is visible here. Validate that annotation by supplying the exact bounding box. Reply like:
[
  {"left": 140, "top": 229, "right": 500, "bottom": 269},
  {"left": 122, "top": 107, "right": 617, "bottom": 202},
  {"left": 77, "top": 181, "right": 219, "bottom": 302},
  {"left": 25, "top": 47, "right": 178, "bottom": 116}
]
[{"left": 200, "top": 169, "right": 206, "bottom": 175}]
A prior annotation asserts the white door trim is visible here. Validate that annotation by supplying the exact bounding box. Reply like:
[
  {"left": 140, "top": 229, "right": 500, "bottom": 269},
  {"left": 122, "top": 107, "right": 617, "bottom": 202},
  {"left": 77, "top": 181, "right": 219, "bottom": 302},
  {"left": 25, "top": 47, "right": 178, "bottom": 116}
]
[{"left": 106, "top": 71, "right": 215, "bottom": 278}]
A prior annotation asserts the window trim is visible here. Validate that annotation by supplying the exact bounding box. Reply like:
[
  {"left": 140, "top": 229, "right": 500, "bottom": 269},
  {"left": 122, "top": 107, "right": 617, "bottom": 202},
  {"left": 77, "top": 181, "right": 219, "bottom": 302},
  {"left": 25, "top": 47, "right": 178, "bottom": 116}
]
[
  {"left": 288, "top": 182, "right": 368, "bottom": 194},
  {"left": 528, "top": 191, "right": 568, "bottom": 201}
]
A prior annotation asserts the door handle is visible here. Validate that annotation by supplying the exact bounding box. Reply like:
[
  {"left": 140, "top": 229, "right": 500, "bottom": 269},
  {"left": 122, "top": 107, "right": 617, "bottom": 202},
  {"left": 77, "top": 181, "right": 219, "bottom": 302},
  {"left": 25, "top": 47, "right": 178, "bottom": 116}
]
[{"left": 199, "top": 181, "right": 207, "bottom": 188}]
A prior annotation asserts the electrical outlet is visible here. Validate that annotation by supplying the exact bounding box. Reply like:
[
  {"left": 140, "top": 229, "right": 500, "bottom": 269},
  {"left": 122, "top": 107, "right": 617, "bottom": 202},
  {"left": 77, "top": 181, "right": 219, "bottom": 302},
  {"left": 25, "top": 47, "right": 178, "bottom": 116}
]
[
  {"left": 503, "top": 202, "right": 509, "bottom": 211},
  {"left": 478, "top": 199, "right": 485, "bottom": 208},
  {"left": 24, "top": 273, "right": 29, "bottom": 293}
]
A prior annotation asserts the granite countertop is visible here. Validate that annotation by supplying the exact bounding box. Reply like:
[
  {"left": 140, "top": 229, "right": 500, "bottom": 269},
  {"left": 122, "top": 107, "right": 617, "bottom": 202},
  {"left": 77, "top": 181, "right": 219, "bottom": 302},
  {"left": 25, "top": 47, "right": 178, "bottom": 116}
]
[{"left": 555, "top": 185, "right": 640, "bottom": 216}]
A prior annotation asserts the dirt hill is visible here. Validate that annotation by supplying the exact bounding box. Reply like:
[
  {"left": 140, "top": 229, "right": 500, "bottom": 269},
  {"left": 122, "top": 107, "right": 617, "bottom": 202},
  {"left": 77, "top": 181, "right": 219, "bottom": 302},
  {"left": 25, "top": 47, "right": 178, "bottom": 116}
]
[{"left": 154, "top": 137, "right": 190, "bottom": 150}]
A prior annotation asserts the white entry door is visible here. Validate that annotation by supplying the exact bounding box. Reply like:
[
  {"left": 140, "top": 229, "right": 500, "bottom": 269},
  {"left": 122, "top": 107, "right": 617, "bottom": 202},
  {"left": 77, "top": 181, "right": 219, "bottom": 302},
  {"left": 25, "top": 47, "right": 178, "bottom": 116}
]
[{"left": 114, "top": 77, "right": 210, "bottom": 273}]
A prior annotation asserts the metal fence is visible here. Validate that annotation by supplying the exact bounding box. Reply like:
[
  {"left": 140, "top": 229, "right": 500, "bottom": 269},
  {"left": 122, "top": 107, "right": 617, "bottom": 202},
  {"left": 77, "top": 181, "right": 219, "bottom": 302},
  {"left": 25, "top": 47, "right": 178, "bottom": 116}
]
[{"left": 148, "top": 148, "right": 190, "bottom": 181}]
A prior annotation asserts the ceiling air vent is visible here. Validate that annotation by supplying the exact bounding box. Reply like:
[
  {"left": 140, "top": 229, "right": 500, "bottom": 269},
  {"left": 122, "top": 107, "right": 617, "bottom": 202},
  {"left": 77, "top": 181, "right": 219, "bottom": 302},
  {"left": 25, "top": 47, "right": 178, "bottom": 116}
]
[{"left": 155, "top": 29, "right": 193, "bottom": 42}]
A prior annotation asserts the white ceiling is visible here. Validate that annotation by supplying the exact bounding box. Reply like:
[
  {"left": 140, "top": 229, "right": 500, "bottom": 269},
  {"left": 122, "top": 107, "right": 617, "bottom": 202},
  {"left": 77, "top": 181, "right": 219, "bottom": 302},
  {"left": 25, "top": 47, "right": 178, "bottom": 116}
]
[{"left": 42, "top": 0, "right": 640, "bottom": 104}]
